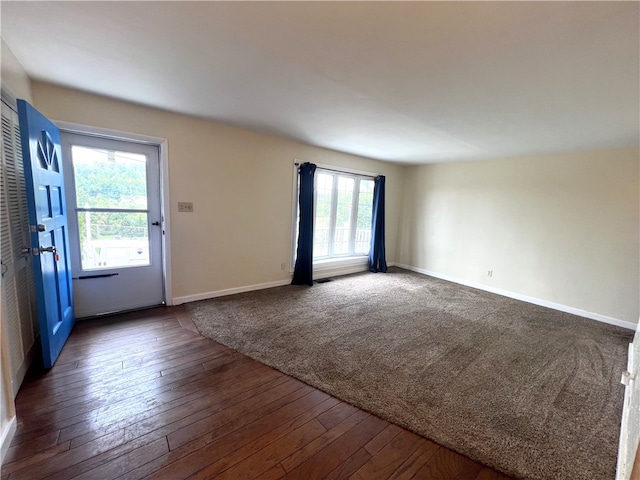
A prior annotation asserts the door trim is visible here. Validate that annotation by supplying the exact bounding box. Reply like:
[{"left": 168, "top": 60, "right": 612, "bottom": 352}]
[{"left": 54, "top": 120, "right": 173, "bottom": 306}]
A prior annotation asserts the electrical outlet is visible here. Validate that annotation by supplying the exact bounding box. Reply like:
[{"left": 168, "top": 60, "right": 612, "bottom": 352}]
[
  {"left": 178, "top": 202, "right": 194, "bottom": 213},
  {"left": 280, "top": 263, "right": 286, "bottom": 271},
  {"left": 487, "top": 270, "right": 493, "bottom": 277}
]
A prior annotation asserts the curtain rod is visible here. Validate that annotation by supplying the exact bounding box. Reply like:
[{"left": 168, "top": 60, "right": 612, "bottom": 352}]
[{"left": 293, "top": 162, "right": 379, "bottom": 179}]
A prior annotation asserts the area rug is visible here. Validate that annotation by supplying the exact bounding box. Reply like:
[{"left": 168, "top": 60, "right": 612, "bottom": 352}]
[{"left": 186, "top": 267, "right": 633, "bottom": 480}]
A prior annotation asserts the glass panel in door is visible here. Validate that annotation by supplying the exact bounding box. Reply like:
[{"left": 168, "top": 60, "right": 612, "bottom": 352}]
[
  {"left": 62, "top": 132, "right": 164, "bottom": 318},
  {"left": 71, "top": 146, "right": 151, "bottom": 271}
]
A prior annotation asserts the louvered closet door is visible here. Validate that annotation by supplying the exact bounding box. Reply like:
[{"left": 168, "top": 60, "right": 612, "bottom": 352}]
[{"left": 1, "top": 99, "right": 37, "bottom": 393}]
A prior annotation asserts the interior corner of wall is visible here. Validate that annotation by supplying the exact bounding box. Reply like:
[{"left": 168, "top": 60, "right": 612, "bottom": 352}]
[{"left": 1, "top": 39, "right": 33, "bottom": 103}]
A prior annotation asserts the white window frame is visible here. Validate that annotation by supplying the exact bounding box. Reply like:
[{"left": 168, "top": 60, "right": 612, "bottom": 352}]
[{"left": 290, "top": 160, "right": 378, "bottom": 271}]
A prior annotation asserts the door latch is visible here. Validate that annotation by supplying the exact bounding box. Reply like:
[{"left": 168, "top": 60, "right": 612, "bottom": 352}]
[
  {"left": 40, "top": 246, "right": 57, "bottom": 254},
  {"left": 621, "top": 370, "right": 636, "bottom": 386}
]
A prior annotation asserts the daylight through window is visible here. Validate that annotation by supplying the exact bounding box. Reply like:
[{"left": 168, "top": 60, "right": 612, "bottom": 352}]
[
  {"left": 313, "top": 170, "right": 374, "bottom": 260},
  {"left": 71, "top": 145, "right": 150, "bottom": 270}
]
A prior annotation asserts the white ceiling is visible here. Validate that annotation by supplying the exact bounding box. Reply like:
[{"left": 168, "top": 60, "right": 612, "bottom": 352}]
[{"left": 2, "top": 1, "right": 638, "bottom": 164}]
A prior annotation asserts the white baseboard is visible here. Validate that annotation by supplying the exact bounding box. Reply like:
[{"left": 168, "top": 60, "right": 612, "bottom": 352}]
[
  {"left": 173, "top": 262, "right": 373, "bottom": 306},
  {"left": 173, "top": 279, "right": 293, "bottom": 305},
  {"left": 1, "top": 415, "right": 16, "bottom": 463},
  {"left": 171, "top": 262, "right": 637, "bottom": 331},
  {"left": 394, "top": 263, "right": 637, "bottom": 331}
]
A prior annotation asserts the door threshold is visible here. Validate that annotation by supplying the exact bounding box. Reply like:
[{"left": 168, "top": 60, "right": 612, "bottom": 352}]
[{"left": 76, "top": 303, "right": 167, "bottom": 321}]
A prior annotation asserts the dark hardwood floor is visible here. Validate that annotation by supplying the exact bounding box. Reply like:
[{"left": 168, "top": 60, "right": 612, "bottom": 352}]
[{"left": 2, "top": 306, "right": 512, "bottom": 480}]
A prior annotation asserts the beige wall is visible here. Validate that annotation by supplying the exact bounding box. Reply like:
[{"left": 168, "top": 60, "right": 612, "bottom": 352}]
[
  {"left": 1, "top": 39, "right": 32, "bottom": 103},
  {"left": 31, "top": 82, "right": 404, "bottom": 301},
  {"left": 398, "top": 148, "right": 640, "bottom": 325},
  {"left": 0, "top": 38, "right": 31, "bottom": 461},
  {"left": 20, "top": 79, "right": 640, "bottom": 326}
]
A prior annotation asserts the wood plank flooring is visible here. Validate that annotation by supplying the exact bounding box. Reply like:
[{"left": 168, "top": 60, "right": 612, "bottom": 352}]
[{"left": 2, "top": 306, "right": 513, "bottom": 480}]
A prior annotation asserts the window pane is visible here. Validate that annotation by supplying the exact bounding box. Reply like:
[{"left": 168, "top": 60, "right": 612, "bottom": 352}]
[
  {"left": 333, "top": 176, "right": 354, "bottom": 255},
  {"left": 355, "top": 179, "right": 374, "bottom": 254},
  {"left": 78, "top": 211, "right": 149, "bottom": 270},
  {"left": 314, "top": 173, "right": 333, "bottom": 258},
  {"left": 72, "top": 146, "right": 147, "bottom": 209},
  {"left": 299, "top": 169, "right": 373, "bottom": 262}
]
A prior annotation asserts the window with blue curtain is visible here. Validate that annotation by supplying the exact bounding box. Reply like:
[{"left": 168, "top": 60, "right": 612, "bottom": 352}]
[
  {"left": 368, "top": 175, "right": 387, "bottom": 273},
  {"left": 291, "top": 162, "right": 316, "bottom": 285},
  {"left": 292, "top": 164, "right": 386, "bottom": 283}
]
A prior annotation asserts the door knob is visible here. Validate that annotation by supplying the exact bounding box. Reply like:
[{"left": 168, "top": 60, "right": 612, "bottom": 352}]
[{"left": 40, "top": 246, "right": 57, "bottom": 254}]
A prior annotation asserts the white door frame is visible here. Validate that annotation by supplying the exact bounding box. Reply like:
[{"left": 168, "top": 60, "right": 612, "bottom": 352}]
[
  {"left": 617, "top": 319, "right": 640, "bottom": 479},
  {"left": 55, "top": 120, "right": 172, "bottom": 307}
]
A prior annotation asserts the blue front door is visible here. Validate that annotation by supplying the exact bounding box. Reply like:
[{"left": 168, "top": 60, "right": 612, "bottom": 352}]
[{"left": 17, "top": 100, "right": 74, "bottom": 368}]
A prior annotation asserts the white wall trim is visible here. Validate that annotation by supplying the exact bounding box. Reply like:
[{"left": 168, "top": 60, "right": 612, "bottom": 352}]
[
  {"left": 173, "top": 279, "right": 293, "bottom": 305},
  {"left": 53, "top": 120, "right": 173, "bottom": 307},
  {"left": 159, "top": 138, "right": 172, "bottom": 306},
  {"left": 314, "top": 262, "right": 369, "bottom": 279},
  {"left": 395, "top": 263, "right": 637, "bottom": 331},
  {"left": 174, "top": 261, "right": 634, "bottom": 330},
  {"left": 173, "top": 262, "right": 371, "bottom": 305},
  {"left": 0, "top": 415, "right": 17, "bottom": 463},
  {"left": 314, "top": 256, "right": 368, "bottom": 270},
  {"left": 55, "top": 120, "right": 162, "bottom": 145}
]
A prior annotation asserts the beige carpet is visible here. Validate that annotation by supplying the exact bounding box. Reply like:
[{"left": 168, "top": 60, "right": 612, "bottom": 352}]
[{"left": 186, "top": 267, "right": 632, "bottom": 480}]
